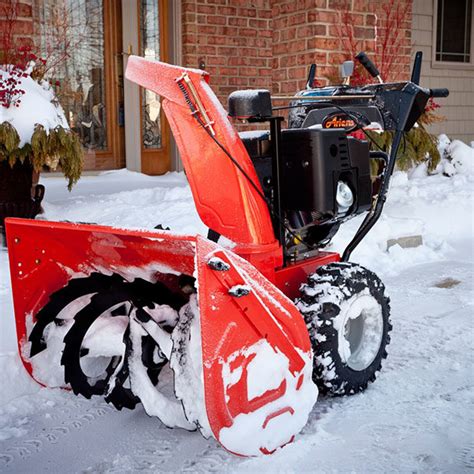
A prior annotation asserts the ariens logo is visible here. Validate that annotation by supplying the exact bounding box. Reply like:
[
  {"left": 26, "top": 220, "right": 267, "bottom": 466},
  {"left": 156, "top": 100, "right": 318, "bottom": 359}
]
[{"left": 322, "top": 113, "right": 357, "bottom": 131}]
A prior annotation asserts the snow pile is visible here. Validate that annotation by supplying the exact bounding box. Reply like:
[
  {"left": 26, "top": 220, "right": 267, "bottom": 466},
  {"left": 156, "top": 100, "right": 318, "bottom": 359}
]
[
  {"left": 0, "top": 67, "right": 68, "bottom": 146},
  {"left": 40, "top": 170, "right": 207, "bottom": 235},
  {"left": 437, "top": 134, "right": 474, "bottom": 176},
  {"left": 330, "top": 164, "right": 473, "bottom": 277}
]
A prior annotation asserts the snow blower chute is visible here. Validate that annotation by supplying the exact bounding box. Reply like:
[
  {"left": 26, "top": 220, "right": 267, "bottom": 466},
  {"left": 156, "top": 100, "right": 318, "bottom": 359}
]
[{"left": 6, "top": 52, "right": 448, "bottom": 456}]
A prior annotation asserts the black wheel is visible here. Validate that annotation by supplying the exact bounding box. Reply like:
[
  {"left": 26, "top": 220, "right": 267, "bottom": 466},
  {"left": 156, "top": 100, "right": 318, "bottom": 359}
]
[
  {"left": 61, "top": 277, "right": 183, "bottom": 406},
  {"left": 297, "top": 262, "right": 391, "bottom": 396}
]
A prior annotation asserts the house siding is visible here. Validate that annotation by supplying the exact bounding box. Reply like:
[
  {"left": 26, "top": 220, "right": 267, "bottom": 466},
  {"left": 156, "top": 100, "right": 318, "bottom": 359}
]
[{"left": 411, "top": 1, "right": 474, "bottom": 142}]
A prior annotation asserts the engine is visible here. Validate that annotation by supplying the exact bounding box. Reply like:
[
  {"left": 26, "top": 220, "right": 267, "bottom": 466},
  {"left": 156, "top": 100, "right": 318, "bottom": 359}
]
[
  {"left": 229, "top": 88, "right": 374, "bottom": 250},
  {"left": 239, "top": 128, "right": 372, "bottom": 247}
]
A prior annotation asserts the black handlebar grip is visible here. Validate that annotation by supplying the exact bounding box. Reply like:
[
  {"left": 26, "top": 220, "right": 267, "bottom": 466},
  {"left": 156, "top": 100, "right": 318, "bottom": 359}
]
[
  {"left": 356, "top": 51, "right": 380, "bottom": 78},
  {"left": 430, "top": 88, "right": 449, "bottom": 98}
]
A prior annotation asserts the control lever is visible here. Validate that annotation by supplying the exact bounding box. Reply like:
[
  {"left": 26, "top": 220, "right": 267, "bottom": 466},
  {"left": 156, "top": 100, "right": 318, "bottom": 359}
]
[
  {"left": 341, "top": 60, "right": 354, "bottom": 85},
  {"left": 306, "top": 64, "right": 316, "bottom": 89},
  {"left": 411, "top": 51, "right": 423, "bottom": 85},
  {"left": 356, "top": 51, "right": 383, "bottom": 83}
]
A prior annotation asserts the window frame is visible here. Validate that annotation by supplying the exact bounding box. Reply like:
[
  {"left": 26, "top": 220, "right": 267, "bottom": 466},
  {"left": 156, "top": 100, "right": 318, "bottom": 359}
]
[{"left": 432, "top": 0, "right": 474, "bottom": 70}]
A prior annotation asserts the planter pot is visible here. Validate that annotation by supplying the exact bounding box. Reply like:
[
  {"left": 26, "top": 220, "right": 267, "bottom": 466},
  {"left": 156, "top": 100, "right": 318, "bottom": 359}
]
[{"left": 0, "top": 159, "right": 45, "bottom": 231}]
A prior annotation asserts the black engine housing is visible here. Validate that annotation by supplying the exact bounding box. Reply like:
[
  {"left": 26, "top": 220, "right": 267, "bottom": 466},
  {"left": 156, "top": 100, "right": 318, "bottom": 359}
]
[
  {"left": 240, "top": 128, "right": 372, "bottom": 229},
  {"left": 279, "top": 129, "right": 371, "bottom": 217}
]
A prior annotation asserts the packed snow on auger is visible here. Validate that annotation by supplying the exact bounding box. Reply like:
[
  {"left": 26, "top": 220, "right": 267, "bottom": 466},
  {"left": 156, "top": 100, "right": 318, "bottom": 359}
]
[{"left": 5, "top": 52, "right": 448, "bottom": 456}]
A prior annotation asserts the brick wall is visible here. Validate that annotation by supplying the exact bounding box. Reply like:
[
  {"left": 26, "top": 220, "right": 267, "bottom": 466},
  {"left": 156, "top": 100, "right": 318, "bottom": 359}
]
[
  {"left": 0, "top": 0, "right": 34, "bottom": 48},
  {"left": 182, "top": 0, "right": 413, "bottom": 106},
  {"left": 272, "top": 0, "right": 412, "bottom": 94},
  {"left": 181, "top": 0, "right": 274, "bottom": 104}
]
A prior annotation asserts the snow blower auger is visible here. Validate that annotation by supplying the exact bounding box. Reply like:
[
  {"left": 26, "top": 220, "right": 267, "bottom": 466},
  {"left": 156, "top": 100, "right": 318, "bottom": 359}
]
[{"left": 6, "top": 51, "right": 448, "bottom": 456}]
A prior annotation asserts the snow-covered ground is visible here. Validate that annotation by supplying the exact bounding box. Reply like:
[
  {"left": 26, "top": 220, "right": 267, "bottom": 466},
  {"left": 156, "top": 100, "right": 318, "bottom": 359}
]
[{"left": 1, "top": 154, "right": 473, "bottom": 471}]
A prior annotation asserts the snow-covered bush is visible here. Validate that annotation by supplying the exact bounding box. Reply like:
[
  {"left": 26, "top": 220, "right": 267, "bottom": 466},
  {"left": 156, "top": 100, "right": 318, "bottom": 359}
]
[
  {"left": 0, "top": 48, "right": 82, "bottom": 189},
  {"left": 436, "top": 134, "right": 474, "bottom": 177}
]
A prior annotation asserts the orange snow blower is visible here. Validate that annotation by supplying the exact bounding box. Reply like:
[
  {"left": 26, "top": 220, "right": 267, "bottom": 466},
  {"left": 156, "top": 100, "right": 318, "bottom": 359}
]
[{"left": 6, "top": 52, "right": 448, "bottom": 456}]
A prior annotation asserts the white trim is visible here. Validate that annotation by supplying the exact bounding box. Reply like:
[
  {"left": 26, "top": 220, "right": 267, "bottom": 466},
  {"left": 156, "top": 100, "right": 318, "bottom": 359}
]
[
  {"left": 169, "top": 0, "right": 183, "bottom": 172},
  {"left": 121, "top": 0, "right": 141, "bottom": 172}
]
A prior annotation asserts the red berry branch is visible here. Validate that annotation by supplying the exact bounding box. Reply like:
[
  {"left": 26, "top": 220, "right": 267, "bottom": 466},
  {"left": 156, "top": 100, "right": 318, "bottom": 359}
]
[
  {"left": 334, "top": 0, "right": 411, "bottom": 84},
  {"left": 0, "top": 66, "right": 26, "bottom": 108}
]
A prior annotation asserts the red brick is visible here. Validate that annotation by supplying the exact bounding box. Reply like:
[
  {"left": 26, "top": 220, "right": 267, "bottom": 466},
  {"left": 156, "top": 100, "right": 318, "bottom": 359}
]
[
  {"left": 220, "top": 6, "right": 237, "bottom": 16},
  {"left": 207, "top": 15, "right": 226, "bottom": 25},
  {"left": 228, "top": 77, "right": 250, "bottom": 86},
  {"left": 218, "top": 67, "right": 236, "bottom": 76},
  {"left": 197, "top": 45, "right": 217, "bottom": 55},
  {"left": 288, "top": 13, "right": 306, "bottom": 26},
  {"left": 228, "top": 17, "right": 248, "bottom": 27},
  {"left": 206, "top": 35, "right": 228, "bottom": 45},
  {"left": 237, "top": 8, "right": 257, "bottom": 18},
  {"left": 249, "top": 18, "right": 270, "bottom": 29},
  {"left": 288, "top": 66, "right": 307, "bottom": 80},
  {"left": 197, "top": 4, "right": 216, "bottom": 14},
  {"left": 13, "top": 20, "right": 33, "bottom": 35},
  {"left": 281, "top": 28, "right": 297, "bottom": 41},
  {"left": 257, "top": 9, "right": 272, "bottom": 19},
  {"left": 308, "top": 11, "right": 338, "bottom": 23},
  {"left": 217, "top": 46, "right": 237, "bottom": 56},
  {"left": 183, "top": 12, "right": 196, "bottom": 22},
  {"left": 182, "top": 2, "right": 197, "bottom": 12},
  {"left": 366, "top": 13, "right": 376, "bottom": 26},
  {"left": 279, "top": 55, "right": 297, "bottom": 68},
  {"left": 353, "top": 26, "right": 375, "bottom": 39},
  {"left": 17, "top": 3, "right": 32, "bottom": 18},
  {"left": 205, "top": 56, "right": 226, "bottom": 66}
]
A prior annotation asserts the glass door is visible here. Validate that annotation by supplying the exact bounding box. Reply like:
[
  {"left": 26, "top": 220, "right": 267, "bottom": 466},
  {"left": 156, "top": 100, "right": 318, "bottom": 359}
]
[
  {"left": 37, "top": 0, "right": 125, "bottom": 170},
  {"left": 122, "top": 0, "right": 170, "bottom": 175}
]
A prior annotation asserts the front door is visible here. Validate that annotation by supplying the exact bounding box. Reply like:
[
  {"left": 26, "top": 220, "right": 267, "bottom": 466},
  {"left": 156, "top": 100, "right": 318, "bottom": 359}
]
[
  {"left": 122, "top": 0, "right": 170, "bottom": 174},
  {"left": 37, "top": 0, "right": 170, "bottom": 174},
  {"left": 37, "top": 0, "right": 124, "bottom": 171}
]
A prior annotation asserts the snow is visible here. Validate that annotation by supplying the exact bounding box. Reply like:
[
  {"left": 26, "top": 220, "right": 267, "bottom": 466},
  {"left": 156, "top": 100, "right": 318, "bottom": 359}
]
[
  {"left": 38, "top": 169, "right": 207, "bottom": 235},
  {"left": 334, "top": 291, "right": 384, "bottom": 369},
  {"left": 0, "top": 139, "right": 473, "bottom": 470},
  {"left": 170, "top": 295, "right": 212, "bottom": 438},
  {"left": 219, "top": 341, "right": 317, "bottom": 456},
  {"left": 0, "top": 68, "right": 68, "bottom": 147},
  {"left": 238, "top": 130, "right": 270, "bottom": 140},
  {"left": 207, "top": 256, "right": 231, "bottom": 271},
  {"left": 127, "top": 316, "right": 194, "bottom": 430},
  {"left": 437, "top": 133, "right": 474, "bottom": 176}
]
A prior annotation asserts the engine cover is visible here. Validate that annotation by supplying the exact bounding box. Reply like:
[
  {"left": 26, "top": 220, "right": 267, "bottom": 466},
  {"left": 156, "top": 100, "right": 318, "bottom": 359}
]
[{"left": 279, "top": 129, "right": 371, "bottom": 218}]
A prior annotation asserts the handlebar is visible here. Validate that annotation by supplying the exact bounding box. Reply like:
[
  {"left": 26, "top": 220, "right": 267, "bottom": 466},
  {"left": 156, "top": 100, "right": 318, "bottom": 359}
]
[
  {"left": 430, "top": 88, "right": 449, "bottom": 98},
  {"left": 355, "top": 52, "right": 381, "bottom": 79}
]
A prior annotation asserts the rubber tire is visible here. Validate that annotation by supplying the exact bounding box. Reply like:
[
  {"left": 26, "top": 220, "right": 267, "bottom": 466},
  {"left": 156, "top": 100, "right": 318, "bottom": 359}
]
[{"left": 297, "top": 262, "right": 391, "bottom": 396}]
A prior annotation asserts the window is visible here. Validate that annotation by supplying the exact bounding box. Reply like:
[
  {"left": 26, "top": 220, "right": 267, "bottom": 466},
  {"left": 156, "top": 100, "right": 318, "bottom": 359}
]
[
  {"left": 38, "top": 0, "right": 107, "bottom": 150},
  {"left": 436, "top": 0, "right": 472, "bottom": 63}
]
